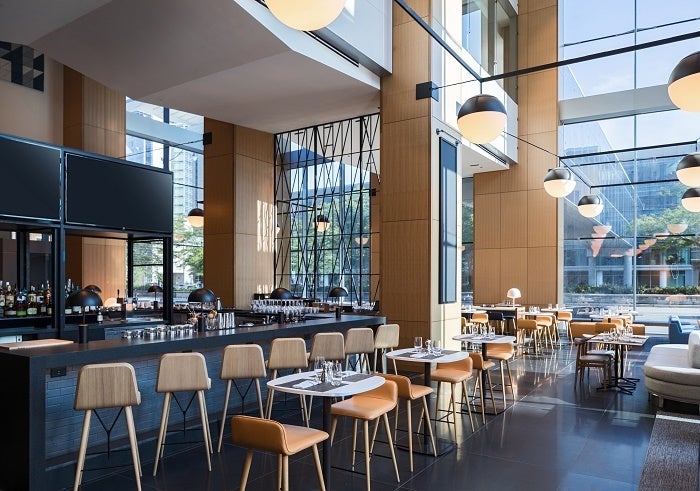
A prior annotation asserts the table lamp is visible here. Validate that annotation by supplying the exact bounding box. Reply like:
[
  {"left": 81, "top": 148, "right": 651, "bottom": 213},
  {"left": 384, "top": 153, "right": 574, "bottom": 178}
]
[
  {"left": 148, "top": 284, "right": 163, "bottom": 309},
  {"left": 188, "top": 287, "right": 217, "bottom": 332},
  {"left": 506, "top": 288, "right": 521, "bottom": 306},
  {"left": 269, "top": 287, "right": 293, "bottom": 300},
  {"left": 328, "top": 287, "right": 348, "bottom": 319},
  {"left": 66, "top": 288, "right": 103, "bottom": 344}
]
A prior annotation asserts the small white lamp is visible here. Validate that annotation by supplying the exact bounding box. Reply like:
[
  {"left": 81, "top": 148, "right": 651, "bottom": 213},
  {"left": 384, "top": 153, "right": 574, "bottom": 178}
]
[{"left": 506, "top": 288, "right": 521, "bottom": 306}]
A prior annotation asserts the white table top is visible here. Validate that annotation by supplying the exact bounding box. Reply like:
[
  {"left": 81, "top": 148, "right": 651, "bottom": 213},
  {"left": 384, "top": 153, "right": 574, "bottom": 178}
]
[
  {"left": 541, "top": 308, "right": 573, "bottom": 313},
  {"left": 586, "top": 334, "right": 648, "bottom": 347},
  {"left": 267, "top": 371, "right": 385, "bottom": 398},
  {"left": 523, "top": 311, "right": 556, "bottom": 317},
  {"left": 461, "top": 309, "right": 487, "bottom": 314},
  {"left": 385, "top": 347, "right": 468, "bottom": 363},
  {"left": 452, "top": 334, "right": 517, "bottom": 344}
]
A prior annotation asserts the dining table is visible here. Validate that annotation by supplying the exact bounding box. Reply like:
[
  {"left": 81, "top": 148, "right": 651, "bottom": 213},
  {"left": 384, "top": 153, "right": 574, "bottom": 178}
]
[
  {"left": 384, "top": 347, "right": 467, "bottom": 454},
  {"left": 267, "top": 370, "right": 385, "bottom": 489},
  {"left": 585, "top": 333, "right": 648, "bottom": 394}
]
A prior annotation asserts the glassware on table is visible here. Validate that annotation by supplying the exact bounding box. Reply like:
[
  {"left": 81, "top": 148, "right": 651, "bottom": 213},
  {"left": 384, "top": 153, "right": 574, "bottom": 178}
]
[
  {"left": 488, "top": 326, "right": 495, "bottom": 339},
  {"left": 314, "top": 356, "right": 325, "bottom": 382},
  {"left": 433, "top": 340, "right": 442, "bottom": 356},
  {"left": 414, "top": 336, "right": 423, "bottom": 353},
  {"left": 425, "top": 339, "right": 432, "bottom": 354},
  {"left": 331, "top": 361, "right": 343, "bottom": 386}
]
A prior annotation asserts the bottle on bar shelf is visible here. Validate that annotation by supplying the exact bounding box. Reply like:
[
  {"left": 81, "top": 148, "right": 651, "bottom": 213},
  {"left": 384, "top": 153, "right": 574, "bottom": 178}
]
[
  {"left": 38, "top": 283, "right": 47, "bottom": 315},
  {"left": 0, "top": 280, "right": 5, "bottom": 317},
  {"left": 16, "top": 289, "right": 27, "bottom": 317},
  {"left": 64, "top": 279, "right": 73, "bottom": 315},
  {"left": 27, "top": 285, "right": 37, "bottom": 316},
  {"left": 5, "top": 283, "right": 16, "bottom": 317},
  {"left": 44, "top": 282, "right": 52, "bottom": 315}
]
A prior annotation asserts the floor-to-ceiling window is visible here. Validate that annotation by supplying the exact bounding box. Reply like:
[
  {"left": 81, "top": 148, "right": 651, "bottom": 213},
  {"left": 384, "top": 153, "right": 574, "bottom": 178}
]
[
  {"left": 462, "top": 177, "right": 474, "bottom": 306},
  {"left": 125, "top": 99, "right": 204, "bottom": 302},
  {"left": 559, "top": 0, "right": 700, "bottom": 323},
  {"left": 274, "top": 114, "right": 379, "bottom": 305}
]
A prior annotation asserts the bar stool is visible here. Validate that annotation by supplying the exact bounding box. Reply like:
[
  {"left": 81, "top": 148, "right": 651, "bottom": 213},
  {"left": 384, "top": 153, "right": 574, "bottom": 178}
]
[
  {"left": 517, "top": 318, "right": 542, "bottom": 355},
  {"left": 535, "top": 315, "right": 555, "bottom": 348},
  {"left": 469, "top": 352, "right": 497, "bottom": 424},
  {"left": 73, "top": 363, "right": 142, "bottom": 491},
  {"left": 307, "top": 332, "right": 345, "bottom": 420},
  {"left": 330, "top": 380, "right": 400, "bottom": 490},
  {"left": 430, "top": 357, "right": 475, "bottom": 442},
  {"left": 153, "top": 352, "right": 212, "bottom": 476},
  {"left": 484, "top": 341, "right": 515, "bottom": 404},
  {"left": 558, "top": 311, "right": 573, "bottom": 340},
  {"left": 231, "top": 415, "right": 328, "bottom": 491},
  {"left": 471, "top": 313, "right": 489, "bottom": 332},
  {"left": 217, "top": 344, "right": 267, "bottom": 452},
  {"left": 378, "top": 373, "right": 436, "bottom": 471},
  {"left": 345, "top": 328, "right": 375, "bottom": 373},
  {"left": 265, "top": 337, "right": 309, "bottom": 423},
  {"left": 373, "top": 323, "right": 400, "bottom": 373}
]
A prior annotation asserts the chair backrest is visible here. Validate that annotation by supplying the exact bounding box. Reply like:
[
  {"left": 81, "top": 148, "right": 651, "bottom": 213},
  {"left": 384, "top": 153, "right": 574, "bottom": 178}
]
[
  {"left": 358, "top": 379, "right": 397, "bottom": 405},
  {"left": 461, "top": 317, "right": 468, "bottom": 329},
  {"left": 606, "top": 318, "right": 624, "bottom": 328},
  {"left": 595, "top": 322, "right": 616, "bottom": 334},
  {"left": 436, "top": 355, "right": 474, "bottom": 373},
  {"left": 378, "top": 373, "right": 413, "bottom": 399},
  {"left": 221, "top": 344, "right": 266, "bottom": 380},
  {"left": 267, "top": 337, "right": 308, "bottom": 370},
  {"left": 345, "top": 328, "right": 375, "bottom": 355},
  {"left": 517, "top": 318, "right": 537, "bottom": 330},
  {"left": 310, "top": 332, "right": 345, "bottom": 361},
  {"left": 484, "top": 342, "right": 514, "bottom": 355},
  {"left": 231, "top": 415, "right": 287, "bottom": 454},
  {"left": 75, "top": 363, "right": 140, "bottom": 410},
  {"left": 374, "top": 324, "right": 400, "bottom": 349},
  {"left": 488, "top": 312, "right": 504, "bottom": 321},
  {"left": 570, "top": 322, "right": 596, "bottom": 339},
  {"left": 472, "top": 313, "right": 488, "bottom": 324},
  {"left": 156, "top": 352, "right": 210, "bottom": 393},
  {"left": 558, "top": 311, "right": 572, "bottom": 322}
]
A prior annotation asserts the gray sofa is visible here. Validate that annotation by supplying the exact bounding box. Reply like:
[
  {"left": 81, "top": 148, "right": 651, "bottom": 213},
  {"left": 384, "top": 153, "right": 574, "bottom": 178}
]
[{"left": 644, "top": 331, "right": 700, "bottom": 405}]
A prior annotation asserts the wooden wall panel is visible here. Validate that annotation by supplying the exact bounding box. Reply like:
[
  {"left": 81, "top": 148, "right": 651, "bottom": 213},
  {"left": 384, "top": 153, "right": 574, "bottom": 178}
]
[
  {"left": 527, "top": 246, "right": 557, "bottom": 305},
  {"left": 65, "top": 236, "right": 83, "bottom": 287},
  {"left": 234, "top": 233, "right": 273, "bottom": 308},
  {"left": 500, "top": 191, "right": 528, "bottom": 249},
  {"left": 204, "top": 119, "right": 234, "bottom": 158},
  {"left": 393, "top": 0, "right": 429, "bottom": 26},
  {"left": 528, "top": 189, "right": 557, "bottom": 248},
  {"left": 500, "top": 159, "right": 527, "bottom": 193},
  {"left": 526, "top": 71, "right": 558, "bottom": 136},
  {"left": 473, "top": 172, "right": 501, "bottom": 195},
  {"left": 234, "top": 155, "right": 274, "bottom": 237},
  {"left": 527, "top": 7, "right": 558, "bottom": 66},
  {"left": 500, "top": 248, "right": 528, "bottom": 305},
  {"left": 235, "top": 126, "right": 274, "bottom": 163},
  {"left": 526, "top": 131, "right": 557, "bottom": 190},
  {"left": 203, "top": 233, "right": 234, "bottom": 307},
  {"left": 474, "top": 248, "right": 501, "bottom": 304},
  {"left": 203, "top": 154, "right": 235, "bottom": 236},
  {"left": 79, "top": 237, "right": 126, "bottom": 302},
  {"left": 474, "top": 193, "right": 501, "bottom": 249}
]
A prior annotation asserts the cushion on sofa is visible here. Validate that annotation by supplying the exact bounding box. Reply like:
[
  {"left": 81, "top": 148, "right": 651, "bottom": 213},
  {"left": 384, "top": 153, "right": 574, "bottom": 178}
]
[{"left": 689, "top": 331, "right": 700, "bottom": 369}]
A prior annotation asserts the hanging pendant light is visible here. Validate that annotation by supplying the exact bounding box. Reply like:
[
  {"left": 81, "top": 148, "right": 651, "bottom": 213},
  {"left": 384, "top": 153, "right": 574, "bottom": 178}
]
[
  {"left": 676, "top": 153, "right": 700, "bottom": 186},
  {"left": 681, "top": 187, "right": 700, "bottom": 212},
  {"left": 457, "top": 94, "right": 507, "bottom": 144},
  {"left": 655, "top": 232, "right": 669, "bottom": 241},
  {"left": 314, "top": 214, "right": 330, "bottom": 232},
  {"left": 667, "top": 223, "right": 689, "bottom": 234},
  {"left": 578, "top": 195, "right": 603, "bottom": 218},
  {"left": 266, "top": 0, "right": 345, "bottom": 31},
  {"left": 644, "top": 238, "right": 657, "bottom": 247},
  {"left": 187, "top": 207, "right": 204, "bottom": 228},
  {"left": 668, "top": 52, "right": 700, "bottom": 111},
  {"left": 543, "top": 167, "right": 576, "bottom": 198}
]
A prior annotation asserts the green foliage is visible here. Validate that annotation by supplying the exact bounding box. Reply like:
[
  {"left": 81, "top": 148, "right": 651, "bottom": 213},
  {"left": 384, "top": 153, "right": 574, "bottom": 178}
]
[
  {"left": 174, "top": 215, "right": 203, "bottom": 281},
  {"left": 566, "top": 283, "right": 700, "bottom": 295}
]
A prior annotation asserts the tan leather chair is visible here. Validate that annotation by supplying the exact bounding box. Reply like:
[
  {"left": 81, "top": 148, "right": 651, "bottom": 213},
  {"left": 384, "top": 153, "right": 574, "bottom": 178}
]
[
  {"left": 345, "top": 328, "right": 375, "bottom": 373},
  {"left": 330, "top": 381, "right": 400, "bottom": 490},
  {"left": 153, "top": 352, "right": 212, "bottom": 475},
  {"left": 485, "top": 341, "right": 515, "bottom": 404},
  {"left": 469, "top": 352, "right": 498, "bottom": 423},
  {"left": 373, "top": 323, "right": 400, "bottom": 373},
  {"left": 460, "top": 316, "right": 470, "bottom": 335},
  {"left": 378, "top": 373, "right": 436, "bottom": 471},
  {"left": 574, "top": 339, "right": 611, "bottom": 388},
  {"left": 265, "top": 337, "right": 309, "bottom": 422},
  {"left": 430, "top": 356, "right": 475, "bottom": 442},
  {"left": 471, "top": 313, "right": 489, "bottom": 331},
  {"left": 73, "top": 363, "right": 142, "bottom": 491},
  {"left": 516, "top": 318, "right": 542, "bottom": 355},
  {"left": 307, "top": 332, "right": 345, "bottom": 420},
  {"left": 231, "top": 415, "right": 328, "bottom": 491},
  {"left": 535, "top": 315, "right": 555, "bottom": 348},
  {"left": 217, "top": 344, "right": 267, "bottom": 452},
  {"left": 558, "top": 311, "right": 573, "bottom": 340}
]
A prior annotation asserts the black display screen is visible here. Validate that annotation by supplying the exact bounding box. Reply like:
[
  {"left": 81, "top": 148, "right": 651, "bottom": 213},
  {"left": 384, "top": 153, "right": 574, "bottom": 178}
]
[
  {"left": 65, "top": 153, "right": 173, "bottom": 233},
  {"left": 0, "top": 136, "right": 61, "bottom": 220}
]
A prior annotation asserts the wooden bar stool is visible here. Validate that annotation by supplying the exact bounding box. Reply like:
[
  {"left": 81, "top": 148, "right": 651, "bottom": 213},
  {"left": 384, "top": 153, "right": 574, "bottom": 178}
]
[
  {"left": 217, "top": 344, "right": 267, "bottom": 452},
  {"left": 345, "top": 328, "right": 375, "bottom": 373},
  {"left": 307, "top": 332, "right": 345, "bottom": 420},
  {"left": 153, "top": 352, "right": 212, "bottom": 476},
  {"left": 484, "top": 341, "right": 515, "bottom": 404},
  {"left": 379, "top": 373, "right": 436, "bottom": 472},
  {"left": 330, "top": 380, "right": 400, "bottom": 491},
  {"left": 231, "top": 415, "right": 328, "bottom": 491},
  {"left": 265, "top": 338, "right": 309, "bottom": 423},
  {"left": 558, "top": 311, "right": 573, "bottom": 340},
  {"left": 373, "top": 323, "right": 400, "bottom": 373},
  {"left": 471, "top": 313, "right": 489, "bottom": 332},
  {"left": 517, "top": 318, "right": 542, "bottom": 355},
  {"left": 430, "top": 356, "right": 475, "bottom": 442},
  {"left": 469, "top": 352, "right": 497, "bottom": 424},
  {"left": 535, "top": 315, "right": 555, "bottom": 348},
  {"left": 73, "top": 363, "right": 142, "bottom": 491}
]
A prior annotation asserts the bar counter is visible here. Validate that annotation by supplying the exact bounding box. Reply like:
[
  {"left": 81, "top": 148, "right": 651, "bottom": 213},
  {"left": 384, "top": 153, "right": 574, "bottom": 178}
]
[{"left": 0, "top": 313, "right": 386, "bottom": 491}]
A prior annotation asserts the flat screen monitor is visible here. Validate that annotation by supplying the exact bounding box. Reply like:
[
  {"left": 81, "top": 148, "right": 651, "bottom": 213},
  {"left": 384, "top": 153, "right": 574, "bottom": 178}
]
[
  {"left": 65, "top": 153, "right": 173, "bottom": 233},
  {"left": 0, "top": 136, "right": 61, "bottom": 220}
]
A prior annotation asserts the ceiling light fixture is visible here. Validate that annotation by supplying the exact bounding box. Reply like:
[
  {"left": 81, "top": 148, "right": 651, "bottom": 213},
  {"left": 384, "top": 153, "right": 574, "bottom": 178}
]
[
  {"left": 668, "top": 52, "right": 700, "bottom": 111},
  {"left": 668, "top": 223, "right": 689, "bottom": 234},
  {"left": 681, "top": 187, "right": 700, "bottom": 212},
  {"left": 543, "top": 167, "right": 576, "bottom": 198},
  {"left": 578, "top": 195, "right": 604, "bottom": 218},
  {"left": 314, "top": 214, "right": 330, "bottom": 232},
  {"left": 457, "top": 94, "right": 507, "bottom": 144},
  {"left": 676, "top": 153, "right": 700, "bottom": 186},
  {"left": 187, "top": 207, "right": 204, "bottom": 228},
  {"left": 644, "top": 238, "right": 657, "bottom": 247},
  {"left": 265, "top": 0, "right": 346, "bottom": 31}
]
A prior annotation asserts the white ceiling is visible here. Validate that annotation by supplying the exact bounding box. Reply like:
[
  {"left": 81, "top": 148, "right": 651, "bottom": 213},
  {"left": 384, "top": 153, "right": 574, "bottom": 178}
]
[{"left": 0, "top": 0, "right": 380, "bottom": 133}]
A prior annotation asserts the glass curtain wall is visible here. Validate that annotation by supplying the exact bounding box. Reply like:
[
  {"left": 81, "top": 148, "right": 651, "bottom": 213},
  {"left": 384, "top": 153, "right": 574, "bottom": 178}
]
[
  {"left": 462, "top": 178, "right": 474, "bottom": 305},
  {"left": 125, "top": 99, "right": 204, "bottom": 301},
  {"left": 559, "top": 1, "right": 700, "bottom": 323},
  {"left": 274, "top": 114, "right": 379, "bottom": 305}
]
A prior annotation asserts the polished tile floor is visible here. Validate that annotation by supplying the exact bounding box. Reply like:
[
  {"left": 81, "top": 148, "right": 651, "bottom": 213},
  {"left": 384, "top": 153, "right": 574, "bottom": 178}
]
[{"left": 75, "top": 336, "right": 674, "bottom": 490}]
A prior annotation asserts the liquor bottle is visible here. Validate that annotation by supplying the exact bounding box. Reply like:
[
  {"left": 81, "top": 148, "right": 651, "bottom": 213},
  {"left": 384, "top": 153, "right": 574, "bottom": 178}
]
[
  {"left": 16, "top": 289, "right": 27, "bottom": 317},
  {"left": 5, "top": 283, "right": 16, "bottom": 317},
  {"left": 27, "top": 285, "right": 38, "bottom": 316},
  {"left": 37, "top": 283, "right": 46, "bottom": 315},
  {"left": 44, "top": 283, "right": 52, "bottom": 316},
  {"left": 0, "top": 280, "right": 5, "bottom": 317},
  {"left": 96, "top": 307, "right": 103, "bottom": 324}
]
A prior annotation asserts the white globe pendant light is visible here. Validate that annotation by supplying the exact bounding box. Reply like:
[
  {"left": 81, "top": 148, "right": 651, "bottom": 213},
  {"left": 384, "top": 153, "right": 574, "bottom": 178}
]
[
  {"left": 457, "top": 94, "right": 507, "bottom": 144},
  {"left": 578, "top": 195, "right": 603, "bottom": 218},
  {"left": 668, "top": 223, "right": 689, "bottom": 234},
  {"left": 676, "top": 153, "right": 700, "bottom": 187},
  {"left": 266, "top": 0, "right": 345, "bottom": 31},
  {"left": 681, "top": 188, "right": 700, "bottom": 212},
  {"left": 543, "top": 167, "right": 576, "bottom": 198},
  {"left": 668, "top": 52, "right": 700, "bottom": 112}
]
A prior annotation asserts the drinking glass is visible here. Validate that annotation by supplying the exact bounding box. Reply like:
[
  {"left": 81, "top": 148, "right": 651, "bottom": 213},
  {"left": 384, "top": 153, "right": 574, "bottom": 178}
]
[
  {"left": 414, "top": 336, "right": 423, "bottom": 353},
  {"left": 488, "top": 326, "right": 495, "bottom": 339},
  {"left": 433, "top": 340, "right": 442, "bottom": 356},
  {"left": 331, "top": 361, "right": 343, "bottom": 386},
  {"left": 314, "top": 356, "right": 325, "bottom": 382},
  {"left": 425, "top": 339, "right": 433, "bottom": 354}
]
